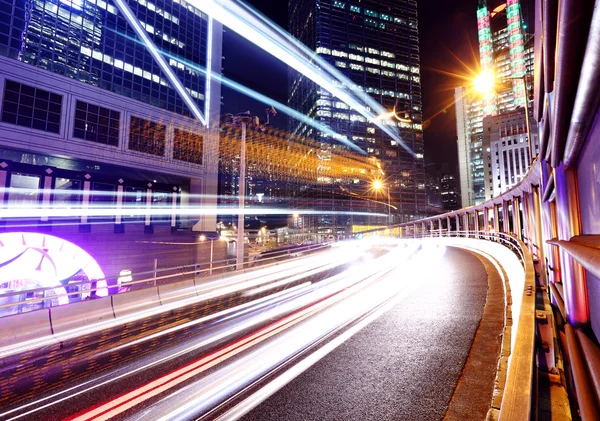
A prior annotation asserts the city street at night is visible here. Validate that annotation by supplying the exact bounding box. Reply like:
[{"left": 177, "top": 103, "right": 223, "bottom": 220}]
[{"left": 0, "top": 0, "right": 598, "bottom": 419}]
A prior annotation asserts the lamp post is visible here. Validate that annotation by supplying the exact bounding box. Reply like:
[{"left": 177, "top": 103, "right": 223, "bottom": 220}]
[
  {"left": 373, "top": 180, "right": 391, "bottom": 225},
  {"left": 227, "top": 112, "right": 254, "bottom": 271},
  {"left": 199, "top": 232, "right": 220, "bottom": 275}
]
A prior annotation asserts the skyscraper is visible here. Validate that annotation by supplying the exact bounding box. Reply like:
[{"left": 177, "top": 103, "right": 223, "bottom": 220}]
[
  {"left": 455, "top": 0, "right": 534, "bottom": 207},
  {"left": 0, "top": 0, "right": 223, "bottom": 277},
  {"left": 288, "top": 0, "right": 426, "bottom": 232}
]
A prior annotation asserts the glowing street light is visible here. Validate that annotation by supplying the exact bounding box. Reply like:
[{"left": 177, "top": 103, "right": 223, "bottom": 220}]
[
  {"left": 471, "top": 69, "right": 534, "bottom": 163},
  {"left": 472, "top": 69, "right": 495, "bottom": 94},
  {"left": 372, "top": 180, "right": 391, "bottom": 225}
]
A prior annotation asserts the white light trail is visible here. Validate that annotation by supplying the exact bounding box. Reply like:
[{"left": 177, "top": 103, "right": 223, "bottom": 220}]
[
  {"left": 112, "top": 0, "right": 208, "bottom": 126},
  {"left": 0, "top": 205, "right": 386, "bottom": 219},
  {"left": 186, "top": 0, "right": 416, "bottom": 157}
]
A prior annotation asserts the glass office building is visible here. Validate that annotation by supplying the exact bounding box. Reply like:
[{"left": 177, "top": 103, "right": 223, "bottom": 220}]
[
  {"left": 288, "top": 0, "right": 426, "bottom": 230},
  {"left": 0, "top": 0, "right": 222, "bottom": 234},
  {"left": 455, "top": 0, "right": 534, "bottom": 206},
  {"left": 0, "top": 0, "right": 208, "bottom": 116}
]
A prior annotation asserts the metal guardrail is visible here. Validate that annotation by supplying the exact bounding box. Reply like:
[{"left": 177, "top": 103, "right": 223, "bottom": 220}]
[
  {"left": 0, "top": 242, "right": 332, "bottom": 317},
  {"left": 357, "top": 227, "right": 537, "bottom": 420}
]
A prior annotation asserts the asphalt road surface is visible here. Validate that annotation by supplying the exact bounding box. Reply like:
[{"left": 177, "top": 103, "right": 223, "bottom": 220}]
[{"left": 242, "top": 246, "right": 490, "bottom": 421}]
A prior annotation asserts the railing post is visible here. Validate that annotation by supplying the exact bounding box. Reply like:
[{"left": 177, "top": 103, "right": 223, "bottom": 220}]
[
  {"left": 555, "top": 164, "right": 589, "bottom": 327},
  {"left": 463, "top": 213, "right": 469, "bottom": 237},
  {"left": 439, "top": 218, "right": 443, "bottom": 237},
  {"left": 513, "top": 196, "right": 522, "bottom": 240},
  {"left": 493, "top": 204, "right": 500, "bottom": 234},
  {"left": 483, "top": 207, "right": 490, "bottom": 239},
  {"left": 522, "top": 193, "right": 532, "bottom": 249},
  {"left": 446, "top": 216, "right": 451, "bottom": 237},
  {"left": 502, "top": 200, "right": 510, "bottom": 234},
  {"left": 473, "top": 210, "right": 480, "bottom": 238},
  {"left": 455, "top": 215, "right": 460, "bottom": 234},
  {"left": 532, "top": 186, "right": 547, "bottom": 285}
]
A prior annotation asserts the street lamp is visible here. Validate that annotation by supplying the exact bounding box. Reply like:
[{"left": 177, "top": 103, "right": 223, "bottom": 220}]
[
  {"left": 199, "top": 232, "right": 220, "bottom": 275},
  {"left": 373, "top": 180, "right": 391, "bottom": 225},
  {"left": 227, "top": 112, "right": 254, "bottom": 271},
  {"left": 472, "top": 70, "right": 534, "bottom": 163},
  {"left": 472, "top": 69, "right": 495, "bottom": 95},
  {"left": 226, "top": 109, "right": 276, "bottom": 270}
]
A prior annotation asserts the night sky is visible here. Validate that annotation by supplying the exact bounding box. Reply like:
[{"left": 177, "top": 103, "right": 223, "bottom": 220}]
[{"left": 221, "top": 1, "right": 534, "bottom": 176}]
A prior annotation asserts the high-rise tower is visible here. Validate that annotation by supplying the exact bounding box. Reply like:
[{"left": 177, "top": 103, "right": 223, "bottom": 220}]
[
  {"left": 456, "top": 0, "right": 534, "bottom": 206},
  {"left": 288, "top": 0, "right": 426, "bottom": 232}
]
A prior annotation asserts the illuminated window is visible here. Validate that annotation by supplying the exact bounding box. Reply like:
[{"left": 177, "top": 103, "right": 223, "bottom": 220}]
[
  {"left": 129, "top": 116, "right": 166, "bottom": 157},
  {"left": 316, "top": 47, "right": 331, "bottom": 55},
  {"left": 332, "top": 112, "right": 349, "bottom": 120},
  {"left": 332, "top": 50, "right": 348, "bottom": 58},
  {"left": 364, "top": 9, "right": 378, "bottom": 17},
  {"left": 349, "top": 63, "right": 364, "bottom": 71},
  {"left": 335, "top": 60, "right": 347, "bottom": 68},
  {"left": 173, "top": 128, "right": 203, "bottom": 164},
  {"left": 333, "top": 1, "right": 346, "bottom": 8},
  {"left": 350, "top": 5, "right": 360, "bottom": 13},
  {"left": 367, "top": 127, "right": 375, "bottom": 134},
  {"left": 349, "top": 54, "right": 365, "bottom": 62}
]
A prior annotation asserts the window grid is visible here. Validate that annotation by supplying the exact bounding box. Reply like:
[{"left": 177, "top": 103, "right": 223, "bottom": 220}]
[
  {"left": 73, "top": 100, "right": 120, "bottom": 146},
  {"left": 1, "top": 79, "right": 62, "bottom": 133},
  {"left": 173, "top": 128, "right": 203, "bottom": 164},
  {"left": 128, "top": 116, "right": 166, "bottom": 156}
]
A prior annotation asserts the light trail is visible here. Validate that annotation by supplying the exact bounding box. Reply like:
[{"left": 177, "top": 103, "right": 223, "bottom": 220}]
[
  {"left": 0, "top": 246, "right": 352, "bottom": 359},
  {"left": 116, "top": 244, "right": 422, "bottom": 420},
  {"left": 61, "top": 243, "right": 415, "bottom": 421},
  {"left": 192, "top": 0, "right": 416, "bottom": 157},
  {"left": 0, "top": 204, "right": 386, "bottom": 219},
  {"left": 102, "top": 25, "right": 363, "bottom": 152},
  {"left": 106, "top": 0, "right": 415, "bottom": 156},
  {"left": 1, "top": 241, "right": 401, "bottom": 420}
]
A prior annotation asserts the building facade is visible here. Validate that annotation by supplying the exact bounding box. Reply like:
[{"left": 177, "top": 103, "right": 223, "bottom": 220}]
[
  {"left": 455, "top": 0, "right": 534, "bottom": 206},
  {"left": 288, "top": 0, "right": 426, "bottom": 232},
  {"left": 483, "top": 108, "right": 539, "bottom": 198},
  {"left": 440, "top": 173, "right": 459, "bottom": 211},
  {"left": 0, "top": 0, "right": 223, "bottom": 283}
]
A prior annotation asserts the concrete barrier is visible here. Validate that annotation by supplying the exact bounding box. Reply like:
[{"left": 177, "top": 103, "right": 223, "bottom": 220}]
[
  {"left": 50, "top": 297, "right": 115, "bottom": 334},
  {"left": 0, "top": 309, "right": 53, "bottom": 348},
  {"left": 158, "top": 279, "right": 197, "bottom": 306},
  {"left": 112, "top": 287, "right": 161, "bottom": 318}
]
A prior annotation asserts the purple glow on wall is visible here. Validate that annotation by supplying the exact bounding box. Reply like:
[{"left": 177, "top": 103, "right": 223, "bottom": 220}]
[{"left": 0, "top": 232, "right": 107, "bottom": 303}]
